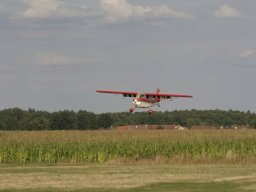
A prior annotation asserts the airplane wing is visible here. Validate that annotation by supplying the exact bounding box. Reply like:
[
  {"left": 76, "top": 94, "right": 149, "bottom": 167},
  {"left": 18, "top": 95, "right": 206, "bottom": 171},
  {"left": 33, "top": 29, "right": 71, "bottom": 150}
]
[
  {"left": 144, "top": 92, "right": 192, "bottom": 100},
  {"left": 96, "top": 90, "right": 138, "bottom": 97}
]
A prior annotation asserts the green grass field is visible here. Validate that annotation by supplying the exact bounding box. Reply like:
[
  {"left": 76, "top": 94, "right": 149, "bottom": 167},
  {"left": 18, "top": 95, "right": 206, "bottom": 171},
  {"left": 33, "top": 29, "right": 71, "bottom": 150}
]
[{"left": 0, "top": 129, "right": 256, "bottom": 191}]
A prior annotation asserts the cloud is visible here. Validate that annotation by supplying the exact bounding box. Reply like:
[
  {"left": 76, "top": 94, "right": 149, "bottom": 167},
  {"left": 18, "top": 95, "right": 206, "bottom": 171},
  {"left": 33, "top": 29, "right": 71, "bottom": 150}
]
[
  {"left": 17, "top": 0, "right": 99, "bottom": 19},
  {"left": 100, "top": 0, "right": 192, "bottom": 22},
  {"left": 239, "top": 50, "right": 256, "bottom": 58},
  {"left": 214, "top": 5, "right": 240, "bottom": 18},
  {"left": 0, "top": 4, "right": 4, "bottom": 11},
  {"left": 15, "top": 0, "right": 191, "bottom": 23},
  {"left": 20, "top": 0, "right": 58, "bottom": 18},
  {"left": 37, "top": 53, "right": 79, "bottom": 66}
]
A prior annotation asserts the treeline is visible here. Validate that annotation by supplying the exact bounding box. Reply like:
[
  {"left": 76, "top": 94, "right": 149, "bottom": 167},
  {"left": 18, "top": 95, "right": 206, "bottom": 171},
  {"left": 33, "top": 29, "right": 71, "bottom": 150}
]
[{"left": 0, "top": 108, "right": 255, "bottom": 130}]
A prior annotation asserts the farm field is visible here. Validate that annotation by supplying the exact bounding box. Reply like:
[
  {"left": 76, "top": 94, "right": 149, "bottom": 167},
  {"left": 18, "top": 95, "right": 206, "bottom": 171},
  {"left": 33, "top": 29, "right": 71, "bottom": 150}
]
[
  {"left": 1, "top": 129, "right": 256, "bottom": 164},
  {"left": 0, "top": 129, "right": 256, "bottom": 191}
]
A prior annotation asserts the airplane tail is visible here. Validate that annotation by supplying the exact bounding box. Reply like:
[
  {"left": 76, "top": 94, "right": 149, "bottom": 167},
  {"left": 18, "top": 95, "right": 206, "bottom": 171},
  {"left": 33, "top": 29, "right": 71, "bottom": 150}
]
[{"left": 156, "top": 88, "right": 160, "bottom": 94}]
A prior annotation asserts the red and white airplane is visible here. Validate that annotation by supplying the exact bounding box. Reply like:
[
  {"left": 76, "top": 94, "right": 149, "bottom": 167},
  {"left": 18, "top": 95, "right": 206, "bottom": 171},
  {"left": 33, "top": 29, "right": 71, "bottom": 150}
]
[{"left": 96, "top": 88, "right": 192, "bottom": 115}]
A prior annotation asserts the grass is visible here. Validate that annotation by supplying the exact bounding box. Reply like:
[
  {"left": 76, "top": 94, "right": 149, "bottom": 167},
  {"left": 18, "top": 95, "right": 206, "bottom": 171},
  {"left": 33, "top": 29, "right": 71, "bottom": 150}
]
[
  {"left": 0, "top": 183, "right": 248, "bottom": 192},
  {"left": 0, "top": 164, "right": 255, "bottom": 191},
  {"left": 114, "top": 182, "right": 249, "bottom": 192}
]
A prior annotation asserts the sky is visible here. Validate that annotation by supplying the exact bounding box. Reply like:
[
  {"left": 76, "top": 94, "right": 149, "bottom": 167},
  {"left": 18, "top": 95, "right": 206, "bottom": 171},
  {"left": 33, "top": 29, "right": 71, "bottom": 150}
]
[{"left": 0, "top": 0, "right": 255, "bottom": 113}]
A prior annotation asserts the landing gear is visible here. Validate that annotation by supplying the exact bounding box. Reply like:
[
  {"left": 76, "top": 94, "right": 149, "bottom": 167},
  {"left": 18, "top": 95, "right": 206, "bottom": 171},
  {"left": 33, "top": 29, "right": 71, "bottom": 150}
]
[
  {"left": 129, "top": 108, "right": 134, "bottom": 113},
  {"left": 147, "top": 109, "right": 153, "bottom": 115}
]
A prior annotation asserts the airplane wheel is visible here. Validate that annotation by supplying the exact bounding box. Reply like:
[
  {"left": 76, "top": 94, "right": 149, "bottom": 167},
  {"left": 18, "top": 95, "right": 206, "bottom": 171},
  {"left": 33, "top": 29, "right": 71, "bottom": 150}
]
[
  {"left": 148, "top": 110, "right": 153, "bottom": 115},
  {"left": 129, "top": 108, "right": 134, "bottom": 113}
]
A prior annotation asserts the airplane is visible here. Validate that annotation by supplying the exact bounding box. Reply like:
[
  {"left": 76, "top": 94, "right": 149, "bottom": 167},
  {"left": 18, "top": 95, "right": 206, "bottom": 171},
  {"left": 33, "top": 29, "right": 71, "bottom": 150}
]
[{"left": 96, "top": 88, "right": 192, "bottom": 115}]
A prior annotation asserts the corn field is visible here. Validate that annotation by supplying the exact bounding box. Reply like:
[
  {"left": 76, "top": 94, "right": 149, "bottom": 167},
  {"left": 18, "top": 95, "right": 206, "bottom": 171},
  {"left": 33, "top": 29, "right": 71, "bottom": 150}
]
[{"left": 0, "top": 130, "right": 256, "bottom": 164}]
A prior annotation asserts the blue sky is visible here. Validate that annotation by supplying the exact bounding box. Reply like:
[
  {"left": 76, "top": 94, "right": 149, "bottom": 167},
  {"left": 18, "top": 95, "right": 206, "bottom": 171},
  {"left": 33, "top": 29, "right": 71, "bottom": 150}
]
[{"left": 0, "top": 0, "right": 255, "bottom": 113}]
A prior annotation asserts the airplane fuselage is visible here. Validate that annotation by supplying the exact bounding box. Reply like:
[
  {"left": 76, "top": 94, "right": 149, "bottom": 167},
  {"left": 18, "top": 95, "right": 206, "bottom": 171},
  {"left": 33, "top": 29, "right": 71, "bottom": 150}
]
[{"left": 133, "top": 99, "right": 157, "bottom": 108}]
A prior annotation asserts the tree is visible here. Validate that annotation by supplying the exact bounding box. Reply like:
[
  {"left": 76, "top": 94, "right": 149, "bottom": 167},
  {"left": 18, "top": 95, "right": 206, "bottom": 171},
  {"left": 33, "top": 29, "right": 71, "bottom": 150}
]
[
  {"left": 0, "top": 108, "right": 255, "bottom": 130},
  {"left": 3, "top": 116, "right": 20, "bottom": 130},
  {"left": 97, "top": 113, "right": 113, "bottom": 129},
  {"left": 50, "top": 111, "right": 77, "bottom": 130},
  {"left": 21, "top": 117, "right": 50, "bottom": 130},
  {"left": 77, "top": 110, "right": 97, "bottom": 130},
  {"left": 249, "top": 119, "right": 256, "bottom": 129}
]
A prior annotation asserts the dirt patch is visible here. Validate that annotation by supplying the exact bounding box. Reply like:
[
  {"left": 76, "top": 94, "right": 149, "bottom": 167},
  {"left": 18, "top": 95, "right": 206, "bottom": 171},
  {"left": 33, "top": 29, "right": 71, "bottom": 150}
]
[{"left": 215, "top": 175, "right": 256, "bottom": 182}]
